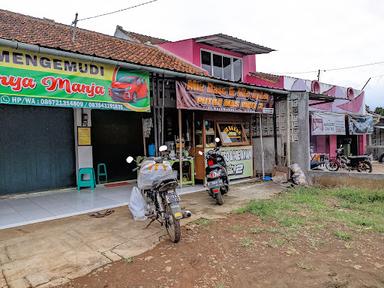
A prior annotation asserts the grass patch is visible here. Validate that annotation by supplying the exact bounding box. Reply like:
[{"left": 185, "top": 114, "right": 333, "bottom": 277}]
[
  {"left": 238, "top": 186, "right": 384, "bottom": 234},
  {"left": 194, "top": 218, "right": 212, "bottom": 226},
  {"left": 334, "top": 230, "right": 352, "bottom": 241},
  {"left": 240, "top": 237, "right": 254, "bottom": 248},
  {"left": 268, "top": 238, "right": 286, "bottom": 248},
  {"left": 124, "top": 256, "right": 134, "bottom": 263},
  {"left": 249, "top": 227, "right": 264, "bottom": 234}
]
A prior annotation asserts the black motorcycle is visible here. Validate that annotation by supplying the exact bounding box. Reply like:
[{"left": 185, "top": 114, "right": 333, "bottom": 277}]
[
  {"left": 126, "top": 145, "right": 191, "bottom": 243},
  {"left": 326, "top": 145, "right": 372, "bottom": 173},
  {"left": 199, "top": 138, "right": 229, "bottom": 205}
]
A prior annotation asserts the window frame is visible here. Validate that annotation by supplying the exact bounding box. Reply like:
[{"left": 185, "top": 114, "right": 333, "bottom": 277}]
[
  {"left": 200, "top": 49, "right": 243, "bottom": 82},
  {"left": 216, "top": 122, "right": 249, "bottom": 146}
]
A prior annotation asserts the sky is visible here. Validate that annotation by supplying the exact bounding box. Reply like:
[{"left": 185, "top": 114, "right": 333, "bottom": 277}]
[{"left": 2, "top": 0, "right": 384, "bottom": 108}]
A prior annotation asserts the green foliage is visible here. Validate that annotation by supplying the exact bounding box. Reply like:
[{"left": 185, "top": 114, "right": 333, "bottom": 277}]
[
  {"left": 334, "top": 230, "right": 352, "bottom": 241},
  {"left": 238, "top": 186, "right": 384, "bottom": 234},
  {"left": 374, "top": 107, "right": 384, "bottom": 116},
  {"left": 194, "top": 218, "right": 211, "bottom": 226}
]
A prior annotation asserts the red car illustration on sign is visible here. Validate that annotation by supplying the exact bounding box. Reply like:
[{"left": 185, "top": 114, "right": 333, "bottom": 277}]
[{"left": 109, "top": 76, "right": 148, "bottom": 103}]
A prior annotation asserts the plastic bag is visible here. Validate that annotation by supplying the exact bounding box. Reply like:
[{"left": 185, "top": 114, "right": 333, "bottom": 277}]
[
  {"left": 128, "top": 186, "right": 147, "bottom": 221},
  {"left": 137, "top": 160, "right": 174, "bottom": 190},
  {"left": 289, "top": 163, "right": 307, "bottom": 185}
]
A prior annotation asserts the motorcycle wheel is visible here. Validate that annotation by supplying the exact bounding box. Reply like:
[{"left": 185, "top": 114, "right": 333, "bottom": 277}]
[
  {"left": 215, "top": 192, "right": 224, "bottom": 205},
  {"left": 165, "top": 203, "right": 181, "bottom": 243},
  {"left": 357, "top": 161, "right": 372, "bottom": 173},
  {"left": 326, "top": 160, "right": 339, "bottom": 171}
]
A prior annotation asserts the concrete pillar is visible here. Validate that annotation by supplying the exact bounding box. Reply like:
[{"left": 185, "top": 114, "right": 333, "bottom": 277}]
[{"left": 73, "top": 108, "right": 93, "bottom": 184}]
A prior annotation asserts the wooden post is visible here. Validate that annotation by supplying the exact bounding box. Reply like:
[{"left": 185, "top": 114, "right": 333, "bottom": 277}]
[{"left": 178, "top": 109, "right": 183, "bottom": 188}]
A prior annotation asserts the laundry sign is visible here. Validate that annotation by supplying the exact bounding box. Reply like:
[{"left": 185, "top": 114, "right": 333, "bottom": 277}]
[
  {"left": 0, "top": 46, "right": 150, "bottom": 112},
  {"left": 205, "top": 145, "right": 253, "bottom": 180},
  {"left": 311, "top": 112, "right": 346, "bottom": 135}
]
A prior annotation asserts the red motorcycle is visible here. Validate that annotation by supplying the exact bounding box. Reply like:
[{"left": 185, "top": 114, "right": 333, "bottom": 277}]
[{"left": 326, "top": 145, "right": 372, "bottom": 173}]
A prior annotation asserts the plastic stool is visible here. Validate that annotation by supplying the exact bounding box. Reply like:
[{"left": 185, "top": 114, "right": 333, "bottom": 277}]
[
  {"left": 97, "top": 163, "right": 108, "bottom": 184},
  {"left": 77, "top": 168, "right": 96, "bottom": 191}
]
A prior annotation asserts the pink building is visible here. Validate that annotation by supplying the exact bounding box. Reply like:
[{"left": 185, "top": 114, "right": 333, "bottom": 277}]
[{"left": 115, "top": 26, "right": 368, "bottom": 161}]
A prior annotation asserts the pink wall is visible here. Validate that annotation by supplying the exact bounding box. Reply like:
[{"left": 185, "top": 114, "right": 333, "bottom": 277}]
[
  {"left": 158, "top": 39, "right": 195, "bottom": 64},
  {"left": 329, "top": 135, "right": 337, "bottom": 158},
  {"left": 159, "top": 39, "right": 257, "bottom": 81}
]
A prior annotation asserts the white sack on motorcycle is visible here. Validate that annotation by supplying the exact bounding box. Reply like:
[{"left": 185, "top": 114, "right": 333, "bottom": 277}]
[{"left": 137, "top": 160, "right": 175, "bottom": 190}]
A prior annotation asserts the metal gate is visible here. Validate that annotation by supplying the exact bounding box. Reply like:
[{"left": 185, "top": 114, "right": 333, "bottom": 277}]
[{"left": 0, "top": 105, "right": 75, "bottom": 195}]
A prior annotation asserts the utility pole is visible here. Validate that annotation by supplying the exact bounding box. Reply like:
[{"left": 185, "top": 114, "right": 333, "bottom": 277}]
[
  {"left": 71, "top": 13, "right": 78, "bottom": 42},
  {"left": 361, "top": 77, "right": 372, "bottom": 91},
  {"left": 317, "top": 69, "right": 321, "bottom": 81}
]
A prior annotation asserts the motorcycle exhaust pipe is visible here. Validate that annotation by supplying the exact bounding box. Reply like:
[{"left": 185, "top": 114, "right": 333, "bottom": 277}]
[{"left": 182, "top": 210, "right": 192, "bottom": 219}]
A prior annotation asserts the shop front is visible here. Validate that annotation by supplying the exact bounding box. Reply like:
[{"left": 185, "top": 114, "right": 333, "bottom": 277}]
[
  {"left": 0, "top": 45, "right": 150, "bottom": 195},
  {"left": 310, "top": 111, "right": 373, "bottom": 163},
  {"left": 175, "top": 79, "right": 272, "bottom": 183}
]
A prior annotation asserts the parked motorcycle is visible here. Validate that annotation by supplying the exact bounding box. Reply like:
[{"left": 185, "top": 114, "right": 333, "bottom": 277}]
[
  {"left": 126, "top": 145, "right": 191, "bottom": 243},
  {"left": 199, "top": 138, "right": 229, "bottom": 205},
  {"left": 326, "top": 145, "right": 372, "bottom": 173}
]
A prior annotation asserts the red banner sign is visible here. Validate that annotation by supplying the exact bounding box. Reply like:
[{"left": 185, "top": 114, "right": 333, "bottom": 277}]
[{"left": 176, "top": 80, "right": 272, "bottom": 113}]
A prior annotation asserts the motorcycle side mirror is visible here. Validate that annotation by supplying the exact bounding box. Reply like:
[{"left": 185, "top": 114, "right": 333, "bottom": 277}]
[
  {"left": 198, "top": 151, "right": 203, "bottom": 155},
  {"left": 126, "top": 156, "right": 134, "bottom": 164},
  {"left": 159, "top": 145, "right": 168, "bottom": 152},
  {"left": 215, "top": 137, "right": 221, "bottom": 143}
]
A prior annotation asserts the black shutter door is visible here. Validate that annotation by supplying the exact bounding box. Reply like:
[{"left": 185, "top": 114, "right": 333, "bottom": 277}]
[{"left": 0, "top": 105, "right": 75, "bottom": 195}]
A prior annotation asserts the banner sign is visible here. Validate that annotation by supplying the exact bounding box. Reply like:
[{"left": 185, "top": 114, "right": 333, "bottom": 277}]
[
  {"left": 176, "top": 80, "right": 272, "bottom": 113},
  {"left": 0, "top": 46, "right": 150, "bottom": 112},
  {"left": 205, "top": 145, "right": 253, "bottom": 180},
  {"left": 311, "top": 112, "right": 346, "bottom": 135},
  {"left": 349, "top": 115, "right": 374, "bottom": 135}
]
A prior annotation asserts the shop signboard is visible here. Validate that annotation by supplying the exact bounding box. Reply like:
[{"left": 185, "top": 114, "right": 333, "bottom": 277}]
[
  {"left": 176, "top": 80, "right": 272, "bottom": 113},
  {"left": 349, "top": 115, "right": 374, "bottom": 135},
  {"left": 311, "top": 112, "right": 346, "bottom": 135},
  {"left": 205, "top": 145, "right": 253, "bottom": 180},
  {"left": 0, "top": 46, "right": 150, "bottom": 112}
]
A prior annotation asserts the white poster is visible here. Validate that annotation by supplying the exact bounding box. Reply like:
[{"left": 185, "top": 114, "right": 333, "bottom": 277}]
[{"left": 311, "top": 112, "right": 346, "bottom": 135}]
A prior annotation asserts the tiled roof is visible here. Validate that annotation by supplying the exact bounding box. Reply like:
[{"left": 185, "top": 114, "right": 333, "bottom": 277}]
[
  {"left": 116, "top": 26, "right": 167, "bottom": 44},
  {"left": 248, "top": 71, "right": 282, "bottom": 83},
  {"left": 0, "top": 9, "right": 206, "bottom": 76}
]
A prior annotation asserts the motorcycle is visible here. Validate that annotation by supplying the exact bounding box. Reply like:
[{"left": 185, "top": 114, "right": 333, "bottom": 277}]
[
  {"left": 326, "top": 145, "right": 372, "bottom": 173},
  {"left": 199, "top": 138, "right": 229, "bottom": 205},
  {"left": 126, "top": 145, "right": 191, "bottom": 243}
]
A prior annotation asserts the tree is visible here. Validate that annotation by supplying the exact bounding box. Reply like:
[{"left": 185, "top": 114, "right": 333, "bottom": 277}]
[{"left": 374, "top": 107, "right": 384, "bottom": 116}]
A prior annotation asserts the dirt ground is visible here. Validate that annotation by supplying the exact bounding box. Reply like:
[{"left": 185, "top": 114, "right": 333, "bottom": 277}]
[
  {"left": 0, "top": 182, "right": 282, "bottom": 288},
  {"left": 59, "top": 213, "right": 384, "bottom": 288}
]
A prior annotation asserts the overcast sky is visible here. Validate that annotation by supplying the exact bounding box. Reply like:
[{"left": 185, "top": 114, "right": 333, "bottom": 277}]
[{"left": 2, "top": 0, "right": 384, "bottom": 108}]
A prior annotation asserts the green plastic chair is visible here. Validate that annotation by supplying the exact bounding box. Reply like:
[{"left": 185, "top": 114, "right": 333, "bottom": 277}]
[
  {"left": 97, "top": 163, "right": 108, "bottom": 184},
  {"left": 77, "top": 167, "right": 96, "bottom": 191}
]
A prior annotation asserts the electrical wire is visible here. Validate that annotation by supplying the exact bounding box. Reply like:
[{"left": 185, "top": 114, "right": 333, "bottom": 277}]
[
  {"left": 77, "top": 0, "right": 159, "bottom": 22},
  {"left": 275, "top": 60, "right": 384, "bottom": 75}
]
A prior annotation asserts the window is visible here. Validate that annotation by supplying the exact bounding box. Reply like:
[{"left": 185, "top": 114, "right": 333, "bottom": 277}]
[
  {"left": 201, "top": 51, "right": 211, "bottom": 74},
  {"left": 200, "top": 50, "right": 242, "bottom": 81},
  {"left": 217, "top": 123, "right": 249, "bottom": 145}
]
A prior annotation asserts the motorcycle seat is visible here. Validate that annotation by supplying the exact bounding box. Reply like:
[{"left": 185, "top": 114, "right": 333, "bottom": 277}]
[
  {"left": 152, "top": 175, "right": 178, "bottom": 190},
  {"left": 347, "top": 155, "right": 368, "bottom": 160},
  {"left": 207, "top": 164, "right": 223, "bottom": 170}
]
